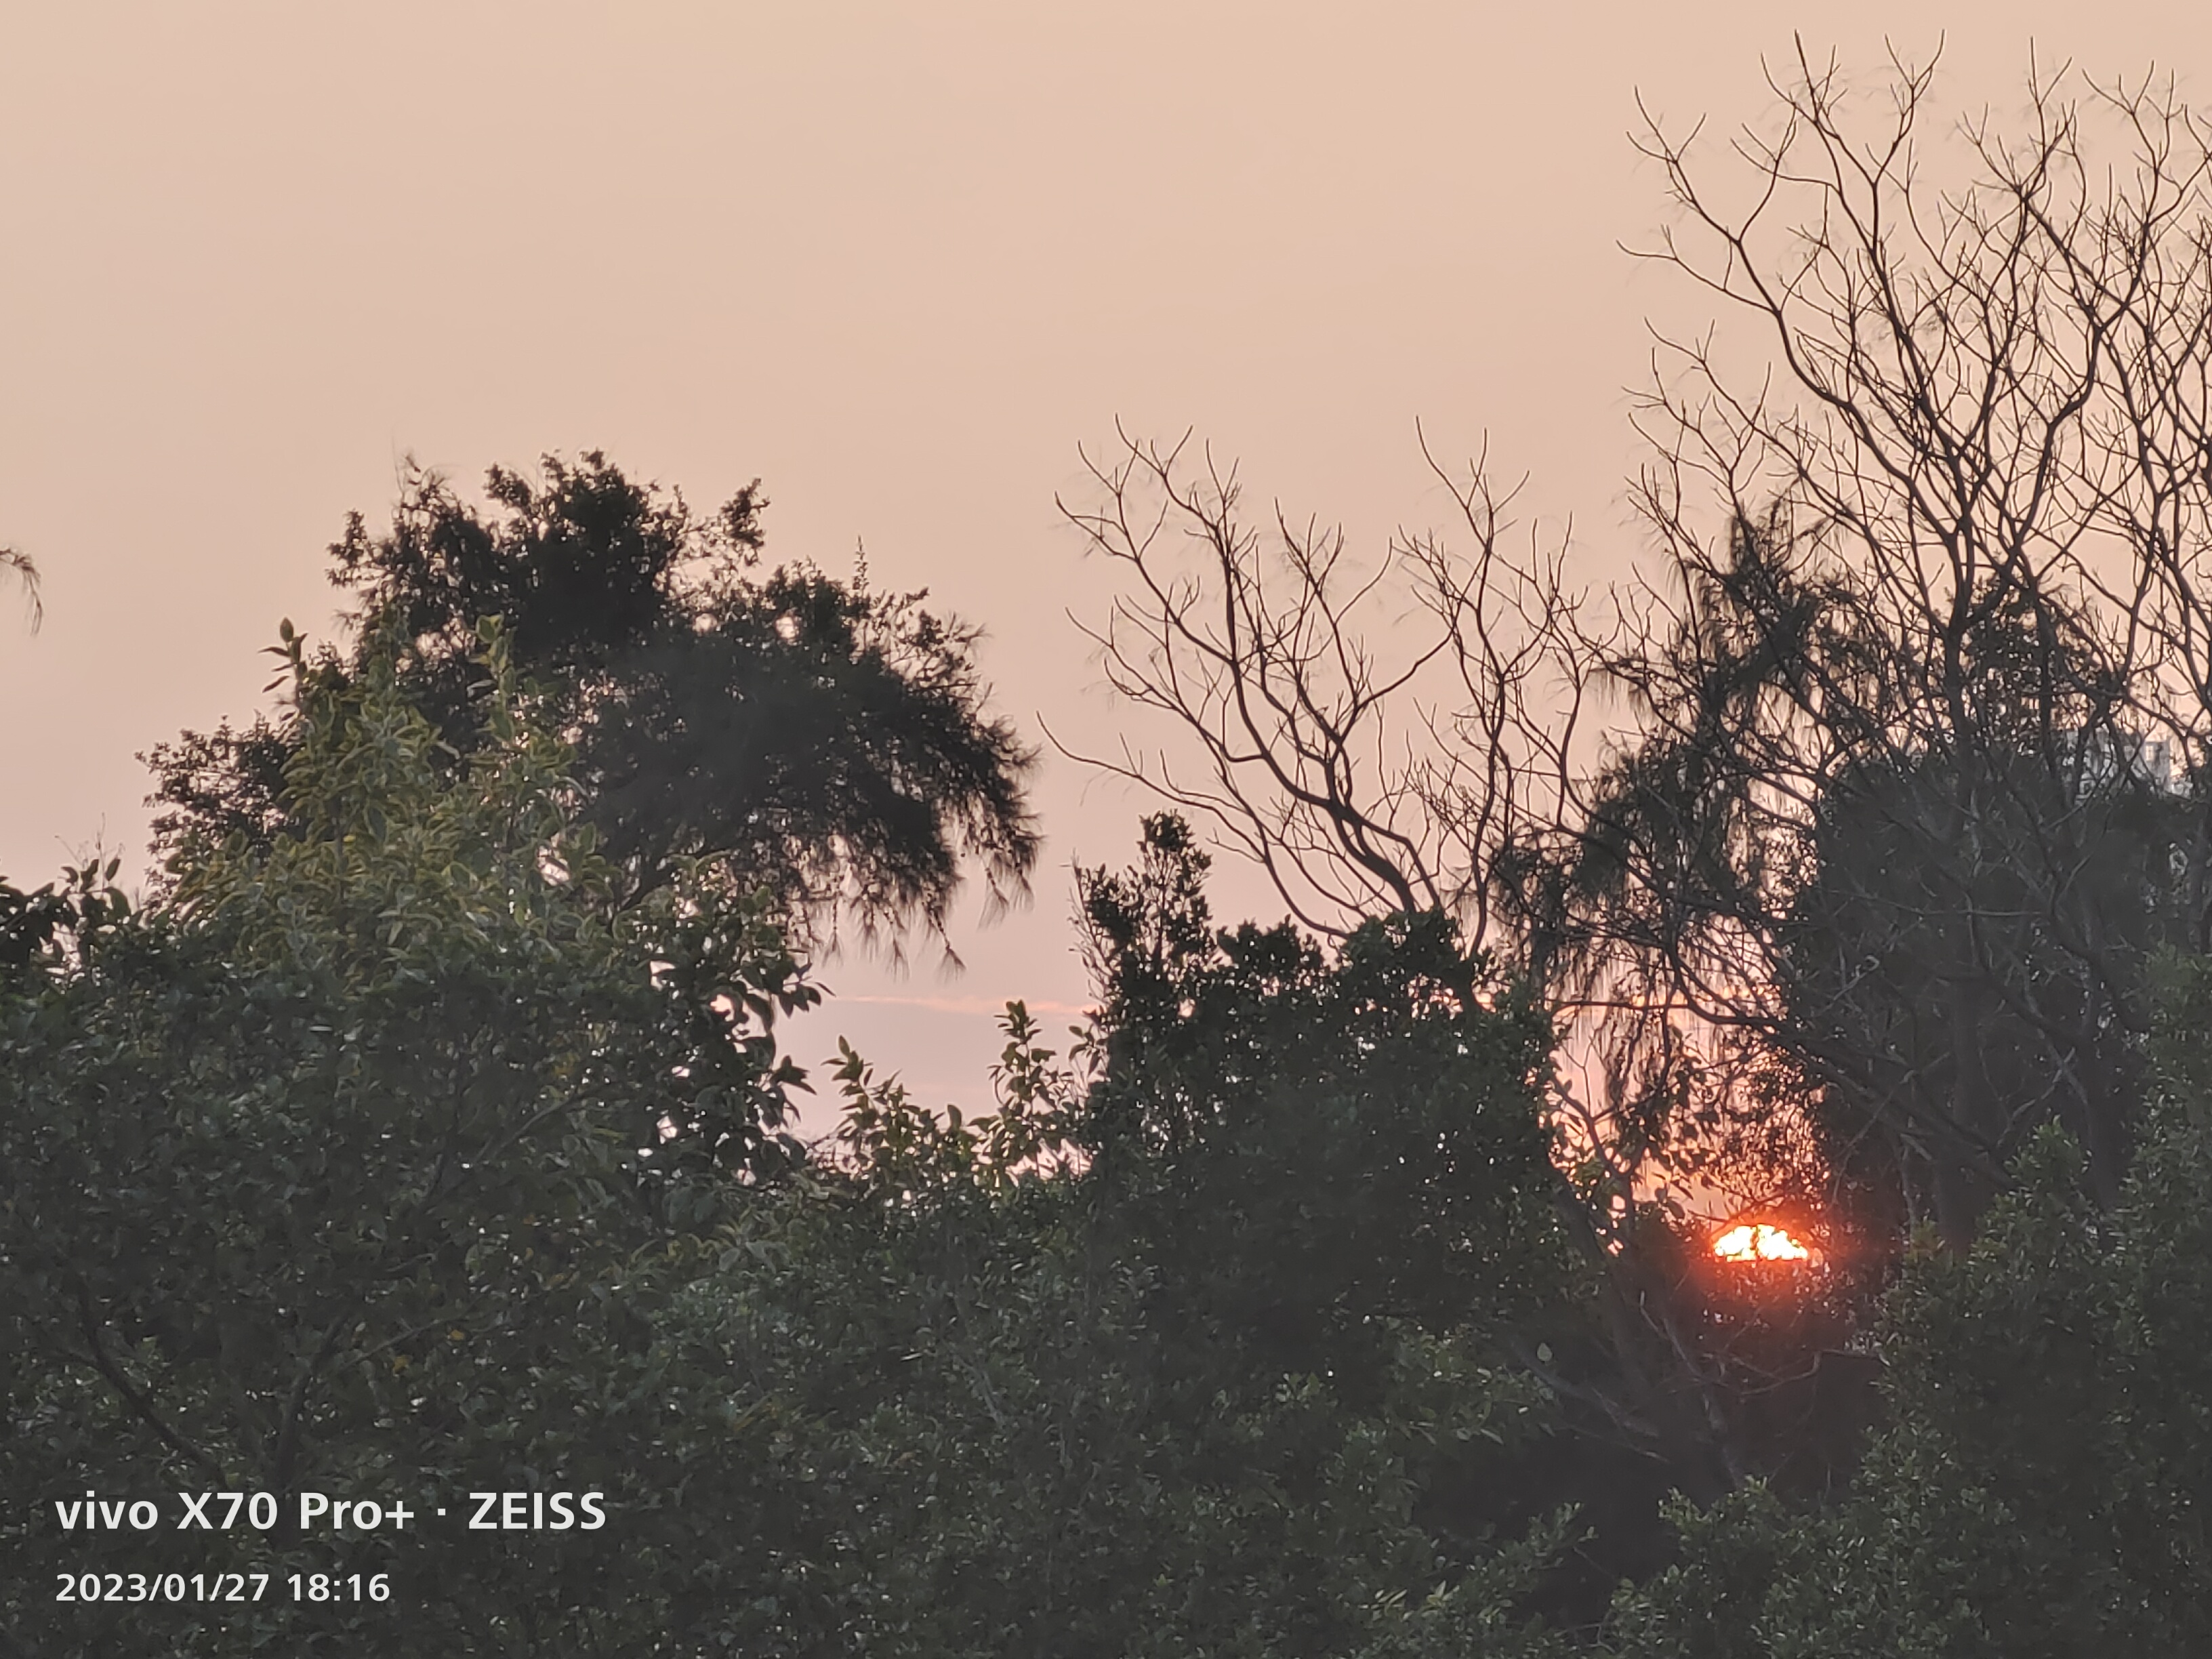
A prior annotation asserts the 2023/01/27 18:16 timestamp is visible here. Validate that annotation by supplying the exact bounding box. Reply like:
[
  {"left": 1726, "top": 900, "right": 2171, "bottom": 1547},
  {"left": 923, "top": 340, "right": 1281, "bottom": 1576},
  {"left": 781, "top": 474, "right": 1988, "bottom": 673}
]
[{"left": 56, "top": 1572, "right": 393, "bottom": 1603}]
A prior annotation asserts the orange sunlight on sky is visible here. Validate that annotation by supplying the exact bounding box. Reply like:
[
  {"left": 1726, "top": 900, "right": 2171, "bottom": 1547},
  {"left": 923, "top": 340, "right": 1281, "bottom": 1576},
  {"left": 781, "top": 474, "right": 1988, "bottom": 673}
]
[{"left": 5, "top": 3, "right": 2209, "bottom": 1115}]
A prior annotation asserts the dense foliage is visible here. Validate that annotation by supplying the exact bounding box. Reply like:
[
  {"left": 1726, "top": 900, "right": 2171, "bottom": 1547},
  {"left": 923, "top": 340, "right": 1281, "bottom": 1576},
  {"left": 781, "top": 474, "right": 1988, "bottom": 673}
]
[
  {"left": 146, "top": 453, "right": 1038, "bottom": 958},
  {"left": 1609, "top": 1010, "right": 2212, "bottom": 1656},
  {"left": 3, "top": 634, "right": 814, "bottom": 1651},
  {"left": 19, "top": 611, "right": 2212, "bottom": 1654},
  {"left": 3, "top": 636, "right": 1585, "bottom": 1654}
]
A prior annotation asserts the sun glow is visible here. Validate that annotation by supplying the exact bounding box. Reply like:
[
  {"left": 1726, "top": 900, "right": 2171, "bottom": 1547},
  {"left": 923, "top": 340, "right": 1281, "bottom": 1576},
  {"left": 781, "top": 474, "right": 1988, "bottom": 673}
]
[{"left": 1712, "top": 1223, "right": 1811, "bottom": 1263}]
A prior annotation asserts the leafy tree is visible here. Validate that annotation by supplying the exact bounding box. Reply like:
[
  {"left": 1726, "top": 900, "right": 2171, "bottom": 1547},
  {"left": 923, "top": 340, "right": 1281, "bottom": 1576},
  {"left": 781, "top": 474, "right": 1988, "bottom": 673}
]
[
  {"left": 1076, "top": 816, "right": 1570, "bottom": 1376},
  {"left": 1571, "top": 518, "right": 2202, "bottom": 1246},
  {"left": 3, "top": 628, "right": 818, "bottom": 1654},
  {"left": 148, "top": 453, "right": 1038, "bottom": 958},
  {"left": 1607, "top": 958, "right": 2212, "bottom": 1657},
  {"left": 653, "top": 819, "right": 1588, "bottom": 1656}
]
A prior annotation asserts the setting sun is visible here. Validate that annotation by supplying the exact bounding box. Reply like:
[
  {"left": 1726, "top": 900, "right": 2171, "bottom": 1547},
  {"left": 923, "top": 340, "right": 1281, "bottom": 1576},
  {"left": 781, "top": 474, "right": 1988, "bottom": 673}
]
[{"left": 1712, "top": 1223, "right": 1811, "bottom": 1263}]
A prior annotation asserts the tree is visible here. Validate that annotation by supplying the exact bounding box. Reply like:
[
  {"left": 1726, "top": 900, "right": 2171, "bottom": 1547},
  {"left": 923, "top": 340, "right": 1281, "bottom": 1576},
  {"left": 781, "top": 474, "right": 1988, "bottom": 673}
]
[
  {"left": 1071, "top": 816, "right": 1735, "bottom": 1628},
  {"left": 1061, "top": 450, "right": 1873, "bottom": 1499},
  {"left": 1551, "top": 46, "right": 2212, "bottom": 1248},
  {"left": 2, "top": 628, "right": 819, "bottom": 1654},
  {"left": 1609, "top": 977, "right": 2212, "bottom": 1655},
  {"left": 1059, "top": 426, "right": 1597, "bottom": 962},
  {"left": 1069, "top": 52, "right": 2212, "bottom": 1257},
  {"left": 1568, "top": 515, "right": 2203, "bottom": 1247},
  {"left": 655, "top": 819, "right": 1585, "bottom": 1656},
  {"left": 148, "top": 453, "right": 1039, "bottom": 960},
  {"left": 1073, "top": 815, "right": 1570, "bottom": 1374}
]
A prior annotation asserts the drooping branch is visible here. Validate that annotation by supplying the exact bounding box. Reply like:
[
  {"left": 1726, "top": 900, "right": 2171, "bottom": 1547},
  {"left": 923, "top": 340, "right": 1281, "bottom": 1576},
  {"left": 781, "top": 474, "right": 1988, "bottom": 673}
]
[{"left": 2, "top": 547, "right": 39, "bottom": 632}]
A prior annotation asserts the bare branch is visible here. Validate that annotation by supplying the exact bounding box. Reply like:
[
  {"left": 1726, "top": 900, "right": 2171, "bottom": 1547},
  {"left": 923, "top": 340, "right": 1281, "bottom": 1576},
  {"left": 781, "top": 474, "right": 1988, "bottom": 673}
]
[{"left": 1059, "top": 426, "right": 1601, "bottom": 960}]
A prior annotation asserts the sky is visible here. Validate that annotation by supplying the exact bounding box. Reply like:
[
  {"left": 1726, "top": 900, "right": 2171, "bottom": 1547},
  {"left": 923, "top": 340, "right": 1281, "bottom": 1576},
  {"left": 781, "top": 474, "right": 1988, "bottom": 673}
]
[{"left": 6, "top": 3, "right": 2211, "bottom": 1115}]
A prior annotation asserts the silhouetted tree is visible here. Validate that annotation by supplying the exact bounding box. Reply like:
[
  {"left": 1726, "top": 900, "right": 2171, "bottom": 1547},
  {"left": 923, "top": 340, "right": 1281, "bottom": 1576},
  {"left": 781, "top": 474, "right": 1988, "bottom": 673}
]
[
  {"left": 1072, "top": 53, "right": 2212, "bottom": 1256},
  {"left": 1553, "top": 47, "right": 2212, "bottom": 1248},
  {"left": 1610, "top": 1014, "right": 2212, "bottom": 1656},
  {"left": 1061, "top": 426, "right": 1596, "bottom": 962},
  {"left": 148, "top": 453, "right": 1038, "bottom": 958}
]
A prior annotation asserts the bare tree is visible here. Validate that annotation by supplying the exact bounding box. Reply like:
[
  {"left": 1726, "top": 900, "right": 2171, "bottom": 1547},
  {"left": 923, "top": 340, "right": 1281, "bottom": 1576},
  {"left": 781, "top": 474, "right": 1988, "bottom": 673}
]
[{"left": 1057, "top": 422, "right": 1601, "bottom": 968}]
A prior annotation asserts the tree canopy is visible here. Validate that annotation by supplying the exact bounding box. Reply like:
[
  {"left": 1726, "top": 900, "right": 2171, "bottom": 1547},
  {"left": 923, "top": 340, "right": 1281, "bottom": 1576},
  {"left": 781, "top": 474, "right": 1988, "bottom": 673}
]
[
  {"left": 4, "top": 647, "right": 1586, "bottom": 1654},
  {"left": 5, "top": 630, "right": 822, "bottom": 1652},
  {"left": 148, "top": 453, "right": 1038, "bottom": 959}
]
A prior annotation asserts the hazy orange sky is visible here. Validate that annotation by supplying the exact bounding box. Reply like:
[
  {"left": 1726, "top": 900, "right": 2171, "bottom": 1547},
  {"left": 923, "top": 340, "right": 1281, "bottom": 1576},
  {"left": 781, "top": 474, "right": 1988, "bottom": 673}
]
[{"left": 7, "top": 4, "right": 2210, "bottom": 1109}]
